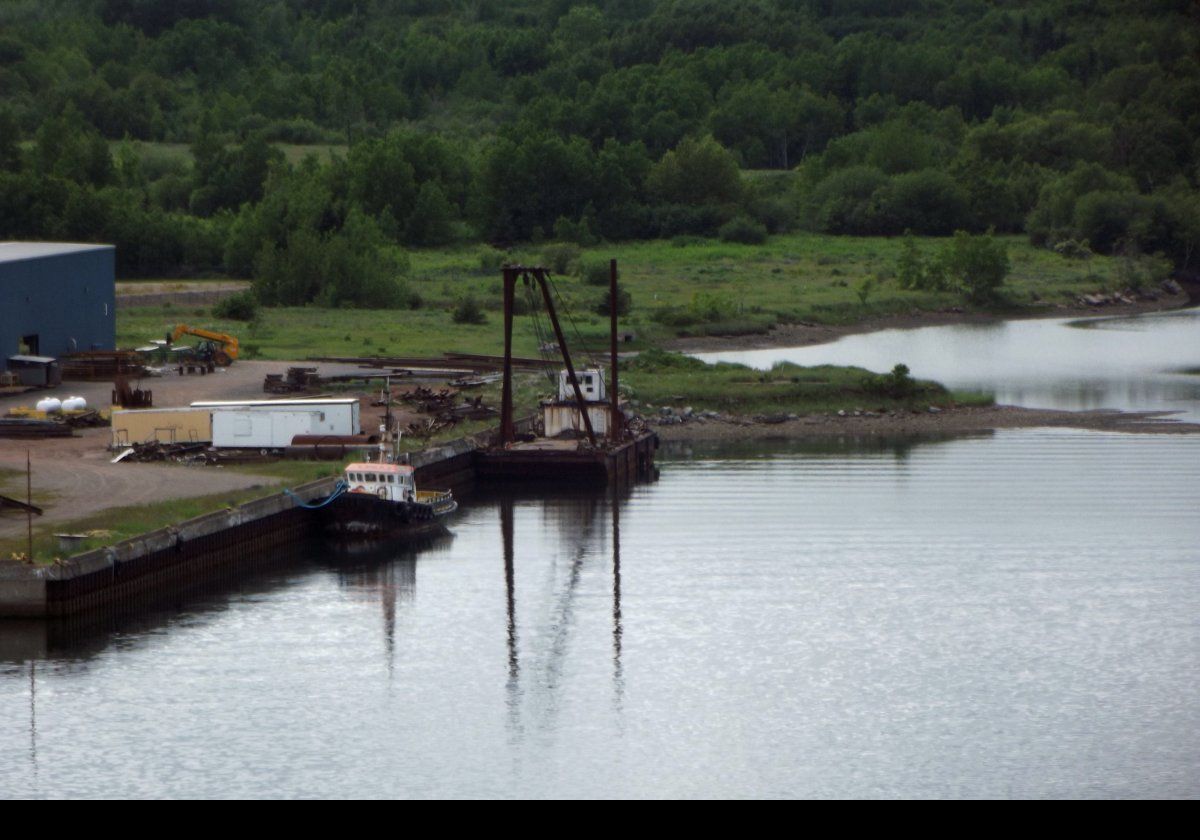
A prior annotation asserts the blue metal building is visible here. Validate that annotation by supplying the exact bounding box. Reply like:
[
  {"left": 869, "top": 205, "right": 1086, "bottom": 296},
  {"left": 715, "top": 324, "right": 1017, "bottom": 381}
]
[{"left": 0, "top": 242, "right": 115, "bottom": 371}]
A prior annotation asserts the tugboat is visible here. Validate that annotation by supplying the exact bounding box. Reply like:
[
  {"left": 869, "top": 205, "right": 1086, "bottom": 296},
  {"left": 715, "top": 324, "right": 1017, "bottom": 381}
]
[
  {"left": 305, "top": 388, "right": 457, "bottom": 538},
  {"left": 321, "top": 460, "right": 457, "bottom": 537}
]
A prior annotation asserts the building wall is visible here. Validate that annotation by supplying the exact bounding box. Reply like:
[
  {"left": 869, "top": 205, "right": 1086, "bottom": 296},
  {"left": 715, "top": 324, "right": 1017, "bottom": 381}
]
[
  {"left": 111, "top": 409, "right": 214, "bottom": 447},
  {"left": 0, "top": 245, "right": 116, "bottom": 370}
]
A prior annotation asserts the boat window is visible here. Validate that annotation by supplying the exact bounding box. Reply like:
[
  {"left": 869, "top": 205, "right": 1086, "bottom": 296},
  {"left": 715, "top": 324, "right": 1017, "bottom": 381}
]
[{"left": 366, "top": 473, "right": 376, "bottom": 482}]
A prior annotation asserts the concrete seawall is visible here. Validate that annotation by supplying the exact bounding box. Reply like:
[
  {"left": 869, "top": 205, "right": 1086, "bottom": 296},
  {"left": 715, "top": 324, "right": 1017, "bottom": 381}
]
[
  {"left": 0, "top": 421, "right": 534, "bottom": 619},
  {"left": 0, "top": 476, "right": 335, "bottom": 618}
]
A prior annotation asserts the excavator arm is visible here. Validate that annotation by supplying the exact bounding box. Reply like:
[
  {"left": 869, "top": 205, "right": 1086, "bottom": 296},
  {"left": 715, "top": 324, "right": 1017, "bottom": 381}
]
[{"left": 167, "top": 325, "right": 240, "bottom": 366}]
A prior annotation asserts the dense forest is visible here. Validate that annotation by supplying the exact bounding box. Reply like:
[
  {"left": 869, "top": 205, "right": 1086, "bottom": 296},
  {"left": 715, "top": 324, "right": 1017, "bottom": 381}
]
[{"left": 0, "top": 0, "right": 1197, "bottom": 305}]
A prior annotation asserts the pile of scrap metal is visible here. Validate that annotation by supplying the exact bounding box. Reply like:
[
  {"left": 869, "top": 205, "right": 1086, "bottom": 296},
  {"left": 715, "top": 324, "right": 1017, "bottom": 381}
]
[
  {"left": 400, "top": 386, "right": 458, "bottom": 413},
  {"left": 62, "top": 350, "right": 146, "bottom": 381},
  {"left": 113, "top": 377, "right": 152, "bottom": 408},
  {"left": 111, "top": 440, "right": 209, "bottom": 464},
  {"left": 59, "top": 409, "right": 108, "bottom": 428},
  {"left": 264, "top": 367, "right": 321, "bottom": 394},
  {"left": 404, "top": 393, "right": 498, "bottom": 438}
]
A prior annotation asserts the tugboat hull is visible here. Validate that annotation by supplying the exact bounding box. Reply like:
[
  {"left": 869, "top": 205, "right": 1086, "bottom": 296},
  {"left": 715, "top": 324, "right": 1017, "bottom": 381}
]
[{"left": 318, "top": 492, "right": 455, "bottom": 539}]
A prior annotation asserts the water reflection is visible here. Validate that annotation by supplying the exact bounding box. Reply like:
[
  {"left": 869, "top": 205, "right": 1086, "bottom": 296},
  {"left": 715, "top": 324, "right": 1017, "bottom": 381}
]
[
  {"left": 3, "top": 431, "right": 1197, "bottom": 797},
  {"left": 321, "top": 531, "right": 454, "bottom": 674},
  {"left": 697, "top": 307, "right": 1200, "bottom": 420},
  {"left": 485, "top": 484, "right": 628, "bottom": 737}
]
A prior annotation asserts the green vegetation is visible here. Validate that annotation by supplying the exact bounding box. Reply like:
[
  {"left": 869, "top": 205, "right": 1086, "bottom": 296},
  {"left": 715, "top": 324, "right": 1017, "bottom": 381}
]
[
  {"left": 115, "top": 232, "right": 1141, "bottom": 359},
  {"left": 211, "top": 289, "right": 258, "bottom": 320},
  {"left": 623, "top": 350, "right": 991, "bottom": 416},
  {"left": 0, "top": 0, "right": 1194, "bottom": 303}
]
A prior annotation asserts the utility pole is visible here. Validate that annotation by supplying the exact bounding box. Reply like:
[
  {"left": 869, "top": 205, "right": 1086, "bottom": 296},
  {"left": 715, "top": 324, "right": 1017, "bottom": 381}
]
[
  {"left": 609, "top": 259, "right": 622, "bottom": 441},
  {"left": 26, "top": 450, "right": 33, "bottom": 562}
]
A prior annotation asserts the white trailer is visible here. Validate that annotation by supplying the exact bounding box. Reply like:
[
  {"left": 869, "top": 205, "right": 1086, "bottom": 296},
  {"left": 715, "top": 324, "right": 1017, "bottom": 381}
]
[{"left": 192, "top": 398, "right": 360, "bottom": 449}]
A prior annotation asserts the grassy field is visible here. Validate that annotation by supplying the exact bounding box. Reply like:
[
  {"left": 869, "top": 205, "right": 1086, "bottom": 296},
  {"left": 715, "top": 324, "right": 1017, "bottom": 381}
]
[
  {"left": 622, "top": 350, "right": 992, "bottom": 416},
  {"left": 116, "top": 233, "right": 1124, "bottom": 361}
]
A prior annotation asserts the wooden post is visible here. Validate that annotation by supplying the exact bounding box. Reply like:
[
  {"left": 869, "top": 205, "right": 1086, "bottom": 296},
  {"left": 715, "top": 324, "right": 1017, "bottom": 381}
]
[
  {"left": 500, "top": 267, "right": 517, "bottom": 445},
  {"left": 609, "top": 258, "right": 622, "bottom": 441},
  {"left": 26, "top": 450, "right": 32, "bottom": 562}
]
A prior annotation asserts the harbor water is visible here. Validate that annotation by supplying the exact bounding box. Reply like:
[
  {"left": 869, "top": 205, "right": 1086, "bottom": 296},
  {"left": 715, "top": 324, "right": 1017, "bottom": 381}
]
[{"left": 1, "top": 309, "right": 1198, "bottom": 798}]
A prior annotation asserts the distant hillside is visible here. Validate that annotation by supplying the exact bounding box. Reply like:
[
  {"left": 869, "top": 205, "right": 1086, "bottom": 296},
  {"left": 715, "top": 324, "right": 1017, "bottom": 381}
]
[{"left": 0, "top": 0, "right": 1196, "bottom": 291}]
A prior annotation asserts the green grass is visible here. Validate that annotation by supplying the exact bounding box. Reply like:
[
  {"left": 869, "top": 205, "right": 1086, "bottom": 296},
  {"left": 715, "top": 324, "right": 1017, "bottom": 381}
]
[
  {"left": 2, "top": 459, "right": 346, "bottom": 563},
  {"left": 117, "top": 233, "right": 1125, "bottom": 362},
  {"left": 622, "top": 350, "right": 993, "bottom": 416},
  {"left": 9, "top": 485, "right": 287, "bottom": 563}
]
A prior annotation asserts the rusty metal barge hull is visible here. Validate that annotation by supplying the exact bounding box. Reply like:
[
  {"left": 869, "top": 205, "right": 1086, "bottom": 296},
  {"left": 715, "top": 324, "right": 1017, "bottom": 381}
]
[{"left": 474, "top": 432, "right": 658, "bottom": 484}]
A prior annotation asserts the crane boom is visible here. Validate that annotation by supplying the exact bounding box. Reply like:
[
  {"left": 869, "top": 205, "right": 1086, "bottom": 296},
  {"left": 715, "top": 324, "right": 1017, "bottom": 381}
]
[{"left": 167, "top": 324, "right": 240, "bottom": 366}]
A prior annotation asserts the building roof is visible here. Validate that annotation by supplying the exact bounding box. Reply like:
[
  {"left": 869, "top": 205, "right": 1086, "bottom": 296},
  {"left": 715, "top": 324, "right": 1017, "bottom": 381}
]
[
  {"left": 0, "top": 242, "right": 115, "bottom": 265},
  {"left": 345, "top": 463, "right": 413, "bottom": 473},
  {"left": 191, "top": 398, "right": 359, "bottom": 408}
]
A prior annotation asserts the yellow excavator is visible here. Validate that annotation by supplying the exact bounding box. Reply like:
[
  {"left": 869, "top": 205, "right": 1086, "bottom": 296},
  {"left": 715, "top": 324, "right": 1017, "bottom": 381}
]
[{"left": 165, "top": 325, "right": 240, "bottom": 366}]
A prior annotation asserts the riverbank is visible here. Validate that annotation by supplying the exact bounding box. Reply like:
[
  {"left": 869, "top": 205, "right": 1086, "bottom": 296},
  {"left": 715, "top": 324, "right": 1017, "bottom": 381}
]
[
  {"left": 650, "top": 404, "right": 1200, "bottom": 440},
  {"left": 667, "top": 289, "right": 1193, "bottom": 353}
]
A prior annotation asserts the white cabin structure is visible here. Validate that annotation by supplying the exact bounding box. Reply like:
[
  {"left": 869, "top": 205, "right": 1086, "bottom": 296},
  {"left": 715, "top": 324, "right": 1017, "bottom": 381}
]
[
  {"left": 543, "top": 367, "right": 613, "bottom": 438},
  {"left": 344, "top": 461, "right": 416, "bottom": 503}
]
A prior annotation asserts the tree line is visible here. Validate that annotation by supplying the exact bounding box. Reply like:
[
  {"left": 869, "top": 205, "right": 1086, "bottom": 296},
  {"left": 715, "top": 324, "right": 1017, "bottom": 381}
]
[{"left": 0, "top": 0, "right": 1196, "bottom": 304}]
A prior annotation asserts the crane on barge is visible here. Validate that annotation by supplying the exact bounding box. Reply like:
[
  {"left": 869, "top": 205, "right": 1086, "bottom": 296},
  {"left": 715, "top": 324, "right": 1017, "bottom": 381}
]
[{"left": 481, "top": 260, "right": 657, "bottom": 484}]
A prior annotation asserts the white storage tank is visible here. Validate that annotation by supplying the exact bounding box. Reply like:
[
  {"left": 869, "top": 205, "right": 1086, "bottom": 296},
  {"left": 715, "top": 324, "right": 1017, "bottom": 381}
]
[
  {"left": 62, "top": 396, "right": 87, "bottom": 411},
  {"left": 35, "top": 397, "right": 62, "bottom": 413}
]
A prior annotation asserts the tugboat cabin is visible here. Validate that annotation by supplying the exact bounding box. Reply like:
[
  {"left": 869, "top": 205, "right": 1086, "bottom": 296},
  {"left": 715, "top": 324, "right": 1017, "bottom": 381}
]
[{"left": 345, "top": 462, "right": 415, "bottom": 503}]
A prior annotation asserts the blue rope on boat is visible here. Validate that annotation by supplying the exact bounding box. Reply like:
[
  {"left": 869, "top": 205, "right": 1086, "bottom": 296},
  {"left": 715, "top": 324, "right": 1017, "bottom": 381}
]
[{"left": 286, "top": 479, "right": 349, "bottom": 509}]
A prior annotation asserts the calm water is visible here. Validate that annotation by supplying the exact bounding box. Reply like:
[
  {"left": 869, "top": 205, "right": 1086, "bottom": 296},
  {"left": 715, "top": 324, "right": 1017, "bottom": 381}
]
[
  {"left": 3, "top": 308, "right": 1199, "bottom": 798},
  {"left": 2, "top": 429, "right": 1199, "bottom": 799},
  {"left": 697, "top": 308, "right": 1200, "bottom": 420}
]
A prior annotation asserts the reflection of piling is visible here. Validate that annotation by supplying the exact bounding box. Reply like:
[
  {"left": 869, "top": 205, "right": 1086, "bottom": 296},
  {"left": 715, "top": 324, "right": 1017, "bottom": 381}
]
[
  {"left": 501, "top": 498, "right": 518, "bottom": 681},
  {"left": 611, "top": 481, "right": 624, "bottom": 703}
]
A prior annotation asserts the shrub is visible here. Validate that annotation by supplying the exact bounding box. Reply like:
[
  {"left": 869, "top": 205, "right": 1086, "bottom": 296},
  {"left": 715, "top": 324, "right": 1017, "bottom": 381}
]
[
  {"left": 452, "top": 295, "right": 487, "bottom": 325},
  {"left": 581, "top": 259, "right": 611, "bottom": 286},
  {"left": 863, "top": 363, "right": 919, "bottom": 398},
  {"left": 1053, "top": 238, "right": 1092, "bottom": 259},
  {"left": 213, "top": 290, "right": 259, "bottom": 321},
  {"left": 650, "top": 306, "right": 700, "bottom": 327},
  {"left": 690, "top": 291, "right": 736, "bottom": 321},
  {"left": 542, "top": 243, "right": 580, "bottom": 275},
  {"left": 855, "top": 276, "right": 878, "bottom": 305},
  {"left": 896, "top": 233, "right": 950, "bottom": 291},
  {"left": 718, "top": 215, "right": 769, "bottom": 244},
  {"left": 478, "top": 247, "right": 507, "bottom": 274},
  {"left": 940, "top": 230, "right": 1010, "bottom": 304},
  {"left": 596, "top": 283, "right": 632, "bottom": 317}
]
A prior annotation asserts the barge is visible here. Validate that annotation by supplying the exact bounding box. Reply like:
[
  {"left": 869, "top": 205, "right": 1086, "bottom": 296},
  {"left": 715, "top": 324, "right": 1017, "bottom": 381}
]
[{"left": 476, "top": 262, "right": 657, "bottom": 485}]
